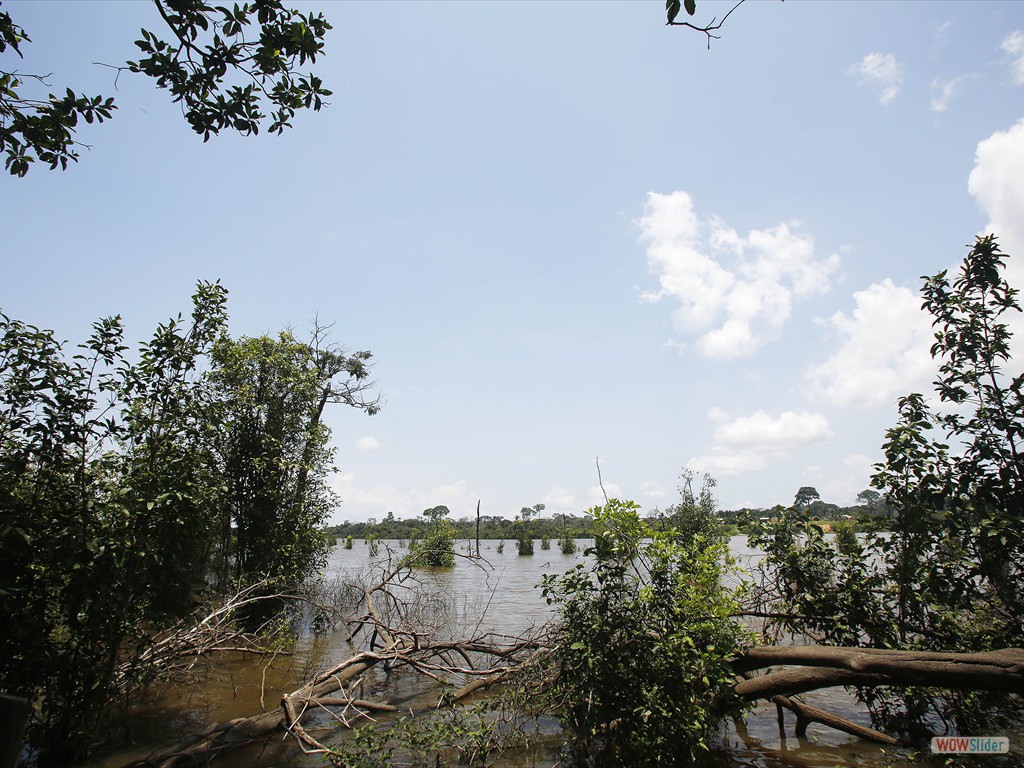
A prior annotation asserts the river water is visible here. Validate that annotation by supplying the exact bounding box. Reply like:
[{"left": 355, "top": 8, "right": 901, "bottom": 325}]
[{"left": 88, "top": 537, "right": 930, "bottom": 768}]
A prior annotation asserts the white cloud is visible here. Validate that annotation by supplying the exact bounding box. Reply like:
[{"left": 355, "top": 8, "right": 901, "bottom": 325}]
[
  {"left": 1001, "top": 31, "right": 1024, "bottom": 85},
  {"left": 805, "top": 279, "right": 936, "bottom": 409},
  {"left": 354, "top": 436, "right": 382, "bottom": 451},
  {"left": 329, "top": 473, "right": 483, "bottom": 522},
  {"left": 934, "top": 20, "right": 954, "bottom": 49},
  {"left": 637, "top": 191, "right": 840, "bottom": 359},
  {"left": 687, "top": 409, "right": 832, "bottom": 477},
  {"left": 542, "top": 485, "right": 577, "bottom": 513},
  {"left": 587, "top": 483, "right": 622, "bottom": 506},
  {"left": 821, "top": 452, "right": 878, "bottom": 505},
  {"left": 848, "top": 52, "right": 903, "bottom": 105},
  {"left": 968, "top": 116, "right": 1024, "bottom": 355},
  {"left": 969, "top": 117, "right": 1024, "bottom": 257},
  {"left": 929, "top": 76, "right": 965, "bottom": 112},
  {"left": 639, "top": 480, "right": 667, "bottom": 500}
]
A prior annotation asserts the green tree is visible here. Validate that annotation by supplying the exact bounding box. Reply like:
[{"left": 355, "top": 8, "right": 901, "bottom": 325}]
[
  {"left": 855, "top": 488, "right": 887, "bottom": 517},
  {"left": 0, "top": 282, "right": 228, "bottom": 758},
  {"left": 0, "top": 0, "right": 331, "bottom": 176},
  {"left": 752, "top": 235, "right": 1024, "bottom": 735},
  {"left": 666, "top": 470, "right": 721, "bottom": 542},
  {"left": 792, "top": 486, "right": 820, "bottom": 510},
  {"left": 0, "top": 286, "right": 382, "bottom": 757},
  {"left": 407, "top": 505, "right": 456, "bottom": 567},
  {"left": 208, "top": 328, "right": 379, "bottom": 591},
  {"left": 515, "top": 503, "right": 542, "bottom": 555}
]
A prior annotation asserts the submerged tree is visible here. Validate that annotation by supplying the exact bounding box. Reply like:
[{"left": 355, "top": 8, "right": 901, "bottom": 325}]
[
  {"left": 407, "top": 505, "right": 457, "bottom": 567},
  {"left": 0, "top": 286, "right": 380, "bottom": 758},
  {"left": 539, "top": 498, "right": 750, "bottom": 765},
  {"left": 516, "top": 503, "right": 543, "bottom": 555},
  {"left": 208, "top": 327, "right": 379, "bottom": 592}
]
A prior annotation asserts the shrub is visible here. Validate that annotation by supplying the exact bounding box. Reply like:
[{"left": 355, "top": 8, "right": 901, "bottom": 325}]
[{"left": 539, "top": 499, "right": 751, "bottom": 766}]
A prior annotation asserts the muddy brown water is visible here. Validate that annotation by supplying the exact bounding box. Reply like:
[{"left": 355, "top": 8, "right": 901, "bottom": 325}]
[{"left": 79, "top": 538, "right": 1009, "bottom": 767}]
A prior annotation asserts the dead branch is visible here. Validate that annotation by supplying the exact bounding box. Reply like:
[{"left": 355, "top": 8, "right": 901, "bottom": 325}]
[{"left": 125, "top": 559, "right": 541, "bottom": 767}]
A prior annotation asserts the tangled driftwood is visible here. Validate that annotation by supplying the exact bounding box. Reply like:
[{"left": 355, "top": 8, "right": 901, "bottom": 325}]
[{"left": 120, "top": 557, "right": 1024, "bottom": 766}]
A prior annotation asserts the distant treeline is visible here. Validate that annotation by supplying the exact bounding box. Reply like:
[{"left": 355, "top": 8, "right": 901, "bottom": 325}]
[{"left": 326, "top": 495, "right": 888, "bottom": 541}]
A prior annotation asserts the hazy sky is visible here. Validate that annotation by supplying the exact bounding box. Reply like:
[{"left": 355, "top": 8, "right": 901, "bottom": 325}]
[{"left": 4, "top": 1, "right": 1024, "bottom": 523}]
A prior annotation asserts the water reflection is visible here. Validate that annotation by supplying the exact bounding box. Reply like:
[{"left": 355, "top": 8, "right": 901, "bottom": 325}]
[{"left": 87, "top": 537, "right": 918, "bottom": 768}]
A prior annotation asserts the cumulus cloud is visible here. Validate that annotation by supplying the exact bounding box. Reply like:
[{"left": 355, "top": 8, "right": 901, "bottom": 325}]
[
  {"left": 805, "top": 280, "right": 935, "bottom": 409},
  {"left": 848, "top": 52, "right": 903, "bottom": 105},
  {"left": 969, "top": 117, "right": 1024, "bottom": 257},
  {"left": 637, "top": 191, "right": 840, "bottom": 359},
  {"left": 354, "top": 436, "right": 382, "bottom": 451},
  {"left": 968, "top": 116, "right": 1024, "bottom": 354},
  {"left": 1002, "top": 31, "right": 1024, "bottom": 85},
  {"left": 687, "top": 409, "right": 832, "bottom": 477}
]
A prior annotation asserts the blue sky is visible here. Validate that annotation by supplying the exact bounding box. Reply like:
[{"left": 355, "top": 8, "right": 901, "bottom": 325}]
[{"left": 4, "top": 1, "right": 1024, "bottom": 522}]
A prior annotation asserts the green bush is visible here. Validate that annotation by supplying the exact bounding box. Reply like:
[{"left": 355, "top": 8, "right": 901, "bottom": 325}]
[
  {"left": 406, "top": 506, "right": 456, "bottom": 567},
  {"left": 540, "top": 499, "right": 751, "bottom": 766}
]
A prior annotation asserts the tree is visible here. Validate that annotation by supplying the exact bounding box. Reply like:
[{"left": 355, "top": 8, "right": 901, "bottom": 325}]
[
  {"left": 751, "top": 235, "right": 1024, "bottom": 736},
  {"left": 0, "top": 286, "right": 382, "bottom": 757},
  {"left": 208, "top": 329, "right": 379, "bottom": 592},
  {"left": 516, "top": 503, "right": 543, "bottom": 555},
  {"left": 666, "top": 469, "right": 720, "bottom": 541},
  {"left": 792, "top": 486, "right": 820, "bottom": 510},
  {"left": 0, "top": 283, "right": 229, "bottom": 758},
  {"left": 407, "top": 505, "right": 456, "bottom": 567},
  {"left": 855, "top": 488, "right": 887, "bottom": 517},
  {"left": 0, "top": 0, "right": 331, "bottom": 176}
]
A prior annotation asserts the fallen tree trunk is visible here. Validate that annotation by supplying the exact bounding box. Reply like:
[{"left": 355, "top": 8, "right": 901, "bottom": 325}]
[
  {"left": 127, "top": 558, "right": 540, "bottom": 767},
  {"left": 733, "top": 646, "right": 1024, "bottom": 699}
]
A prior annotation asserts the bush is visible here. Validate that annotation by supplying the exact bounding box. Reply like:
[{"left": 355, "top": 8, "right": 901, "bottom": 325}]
[
  {"left": 539, "top": 499, "right": 751, "bottom": 766},
  {"left": 406, "top": 506, "right": 456, "bottom": 567},
  {"left": 516, "top": 536, "right": 534, "bottom": 555}
]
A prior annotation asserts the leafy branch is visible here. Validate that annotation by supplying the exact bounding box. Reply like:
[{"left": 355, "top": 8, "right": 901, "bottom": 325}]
[
  {"left": 665, "top": 0, "right": 751, "bottom": 49},
  {"left": 0, "top": 0, "right": 331, "bottom": 177}
]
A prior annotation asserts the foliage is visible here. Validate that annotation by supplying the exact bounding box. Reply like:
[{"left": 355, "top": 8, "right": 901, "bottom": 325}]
[
  {"left": 208, "top": 329, "right": 378, "bottom": 593},
  {"left": 539, "top": 499, "right": 751, "bottom": 766},
  {"left": 0, "top": 0, "right": 331, "bottom": 176},
  {"left": 406, "top": 505, "right": 456, "bottom": 567},
  {"left": 662, "top": 470, "right": 722, "bottom": 542},
  {"left": 0, "top": 283, "right": 227, "bottom": 757},
  {"left": 0, "top": 5, "right": 115, "bottom": 176},
  {"left": 515, "top": 536, "right": 534, "bottom": 555},
  {"left": 515, "top": 503, "right": 542, "bottom": 555},
  {"left": 0, "top": 286, "right": 379, "bottom": 757},
  {"left": 793, "top": 485, "right": 821, "bottom": 510},
  {"left": 751, "top": 235, "right": 1024, "bottom": 736}
]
